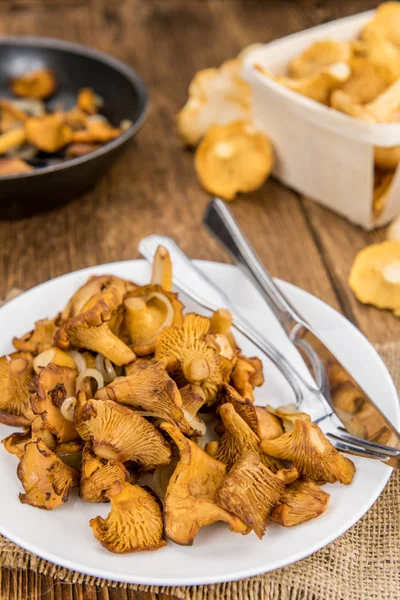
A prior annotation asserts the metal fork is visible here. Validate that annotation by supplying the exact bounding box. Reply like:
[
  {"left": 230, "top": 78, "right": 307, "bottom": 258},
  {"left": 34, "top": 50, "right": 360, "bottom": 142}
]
[{"left": 138, "top": 235, "right": 400, "bottom": 463}]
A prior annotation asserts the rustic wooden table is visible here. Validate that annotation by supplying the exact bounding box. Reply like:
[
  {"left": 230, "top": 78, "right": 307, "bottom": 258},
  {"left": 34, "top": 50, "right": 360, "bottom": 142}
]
[{"left": 0, "top": 0, "right": 397, "bottom": 598}]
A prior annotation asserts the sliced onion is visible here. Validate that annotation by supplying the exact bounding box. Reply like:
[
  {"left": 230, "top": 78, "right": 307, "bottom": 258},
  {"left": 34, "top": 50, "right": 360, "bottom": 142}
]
[
  {"left": 182, "top": 408, "right": 206, "bottom": 436},
  {"left": 68, "top": 351, "right": 87, "bottom": 374},
  {"left": 33, "top": 348, "right": 56, "bottom": 373},
  {"left": 95, "top": 353, "right": 107, "bottom": 379},
  {"left": 76, "top": 368, "right": 104, "bottom": 393},
  {"left": 104, "top": 358, "right": 117, "bottom": 381},
  {"left": 61, "top": 396, "right": 76, "bottom": 422}
]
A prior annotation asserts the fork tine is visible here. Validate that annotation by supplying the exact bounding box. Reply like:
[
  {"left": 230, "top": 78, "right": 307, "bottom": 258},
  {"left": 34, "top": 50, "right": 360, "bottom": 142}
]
[
  {"left": 335, "top": 427, "right": 400, "bottom": 456},
  {"left": 330, "top": 438, "right": 391, "bottom": 461}
]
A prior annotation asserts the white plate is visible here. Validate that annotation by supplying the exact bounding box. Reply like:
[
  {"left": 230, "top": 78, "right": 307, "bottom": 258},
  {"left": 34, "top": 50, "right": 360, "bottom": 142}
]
[{"left": 0, "top": 260, "right": 398, "bottom": 586}]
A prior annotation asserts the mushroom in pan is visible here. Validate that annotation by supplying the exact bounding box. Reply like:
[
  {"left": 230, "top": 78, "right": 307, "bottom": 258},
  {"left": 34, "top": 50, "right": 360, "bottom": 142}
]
[
  {"left": 271, "top": 478, "right": 330, "bottom": 526},
  {"left": 155, "top": 313, "right": 232, "bottom": 404},
  {"left": 74, "top": 393, "right": 171, "bottom": 469},
  {"left": 77, "top": 88, "right": 103, "bottom": 115},
  {"left": 80, "top": 443, "right": 129, "bottom": 503},
  {"left": 25, "top": 113, "right": 73, "bottom": 153},
  {"left": 216, "top": 452, "right": 285, "bottom": 539},
  {"left": 0, "top": 352, "right": 35, "bottom": 426},
  {"left": 90, "top": 481, "right": 166, "bottom": 553},
  {"left": 10, "top": 69, "right": 58, "bottom": 100},
  {"left": 72, "top": 116, "right": 122, "bottom": 144},
  {"left": 161, "top": 423, "right": 250, "bottom": 545},
  {"left": 260, "top": 419, "right": 356, "bottom": 484},
  {"left": 17, "top": 439, "right": 79, "bottom": 509},
  {"left": 206, "top": 403, "right": 282, "bottom": 472}
]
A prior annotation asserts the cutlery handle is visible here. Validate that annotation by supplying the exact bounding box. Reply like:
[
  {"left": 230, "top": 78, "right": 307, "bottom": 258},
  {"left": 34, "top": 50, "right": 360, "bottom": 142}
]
[{"left": 203, "top": 198, "right": 303, "bottom": 333}]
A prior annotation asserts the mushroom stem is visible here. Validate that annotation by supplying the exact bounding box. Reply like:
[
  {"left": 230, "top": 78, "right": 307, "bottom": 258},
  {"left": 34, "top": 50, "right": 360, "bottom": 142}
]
[
  {"left": 151, "top": 246, "right": 173, "bottom": 291},
  {"left": 183, "top": 357, "right": 210, "bottom": 383}
]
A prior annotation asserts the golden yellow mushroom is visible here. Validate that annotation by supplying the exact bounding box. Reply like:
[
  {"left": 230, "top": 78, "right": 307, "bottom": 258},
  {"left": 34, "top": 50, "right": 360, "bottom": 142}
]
[
  {"left": 90, "top": 482, "right": 166, "bottom": 553},
  {"left": 230, "top": 354, "right": 264, "bottom": 402},
  {"left": 271, "top": 478, "right": 330, "bottom": 527},
  {"left": 338, "top": 57, "right": 389, "bottom": 104},
  {"left": 0, "top": 158, "right": 33, "bottom": 175},
  {"left": 260, "top": 419, "right": 355, "bottom": 484},
  {"left": 361, "top": 2, "right": 400, "bottom": 47},
  {"left": 2, "top": 428, "right": 31, "bottom": 459},
  {"left": 13, "top": 317, "right": 60, "bottom": 355},
  {"left": 266, "top": 404, "right": 311, "bottom": 432},
  {"left": 349, "top": 240, "right": 400, "bottom": 315},
  {"left": 74, "top": 394, "right": 171, "bottom": 469},
  {"left": 77, "top": 87, "right": 103, "bottom": 115},
  {"left": 289, "top": 40, "right": 352, "bottom": 78},
  {"left": 10, "top": 69, "right": 57, "bottom": 100},
  {"left": 161, "top": 423, "right": 250, "bottom": 545},
  {"left": 195, "top": 120, "right": 274, "bottom": 201},
  {"left": 80, "top": 443, "right": 129, "bottom": 503},
  {"left": 151, "top": 245, "right": 173, "bottom": 291},
  {"left": 17, "top": 439, "right": 79, "bottom": 510},
  {"left": 0, "top": 352, "right": 34, "bottom": 427},
  {"left": 25, "top": 114, "right": 73, "bottom": 153},
  {"left": 216, "top": 452, "right": 284, "bottom": 539}
]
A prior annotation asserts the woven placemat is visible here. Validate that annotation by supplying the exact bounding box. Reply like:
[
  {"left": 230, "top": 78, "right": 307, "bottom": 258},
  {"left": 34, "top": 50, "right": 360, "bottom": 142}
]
[{"left": 0, "top": 290, "right": 398, "bottom": 599}]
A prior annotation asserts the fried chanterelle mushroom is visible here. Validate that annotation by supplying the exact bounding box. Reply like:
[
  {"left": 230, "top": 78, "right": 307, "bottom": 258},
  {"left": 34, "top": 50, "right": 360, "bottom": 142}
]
[
  {"left": 95, "top": 361, "right": 198, "bottom": 435},
  {"left": 271, "top": 478, "right": 330, "bottom": 527},
  {"left": 155, "top": 313, "right": 232, "bottom": 404},
  {"left": 123, "top": 284, "right": 183, "bottom": 355},
  {"left": 161, "top": 423, "right": 250, "bottom": 545},
  {"left": 80, "top": 443, "right": 129, "bottom": 503},
  {"left": 30, "top": 363, "right": 78, "bottom": 442},
  {"left": 260, "top": 419, "right": 355, "bottom": 484},
  {"left": 216, "top": 452, "right": 284, "bottom": 539},
  {"left": 75, "top": 393, "right": 171, "bottom": 469},
  {"left": 13, "top": 317, "right": 60, "bottom": 355},
  {"left": 17, "top": 439, "right": 79, "bottom": 509},
  {"left": 230, "top": 355, "right": 264, "bottom": 402},
  {"left": 206, "top": 403, "right": 282, "bottom": 472},
  {"left": 55, "top": 276, "right": 135, "bottom": 366},
  {"left": 10, "top": 69, "right": 57, "bottom": 100},
  {"left": 0, "top": 352, "right": 34, "bottom": 426},
  {"left": 90, "top": 482, "right": 166, "bottom": 553}
]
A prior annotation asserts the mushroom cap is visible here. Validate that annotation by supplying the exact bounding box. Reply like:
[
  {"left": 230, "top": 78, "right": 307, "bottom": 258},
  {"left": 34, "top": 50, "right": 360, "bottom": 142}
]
[
  {"left": 25, "top": 113, "right": 73, "bottom": 153},
  {"left": 17, "top": 439, "right": 79, "bottom": 509},
  {"left": 13, "top": 317, "right": 60, "bottom": 355},
  {"left": 216, "top": 452, "right": 285, "bottom": 539},
  {"left": 77, "top": 87, "right": 102, "bottom": 115},
  {"left": 271, "top": 478, "right": 330, "bottom": 527},
  {"left": 338, "top": 57, "right": 389, "bottom": 104},
  {"left": 123, "top": 284, "right": 183, "bottom": 355},
  {"left": 75, "top": 395, "right": 171, "bottom": 469},
  {"left": 352, "top": 35, "right": 400, "bottom": 84},
  {"left": 10, "top": 69, "right": 57, "bottom": 100},
  {"left": 80, "top": 443, "right": 129, "bottom": 503},
  {"left": 361, "top": 2, "right": 400, "bottom": 48},
  {"left": 72, "top": 116, "right": 121, "bottom": 144},
  {"left": 229, "top": 355, "right": 264, "bottom": 402},
  {"left": 2, "top": 428, "right": 31, "bottom": 459},
  {"left": 289, "top": 40, "right": 352, "bottom": 79},
  {"left": 195, "top": 120, "right": 274, "bottom": 201},
  {"left": 55, "top": 278, "right": 136, "bottom": 366},
  {"left": 266, "top": 404, "right": 311, "bottom": 432},
  {"left": 260, "top": 419, "right": 355, "bottom": 484},
  {"left": 206, "top": 403, "right": 282, "bottom": 472},
  {"left": 0, "top": 158, "right": 33, "bottom": 175},
  {"left": 0, "top": 351, "right": 34, "bottom": 426},
  {"left": 177, "top": 58, "right": 251, "bottom": 147},
  {"left": 90, "top": 482, "right": 166, "bottom": 553},
  {"left": 348, "top": 240, "right": 400, "bottom": 314},
  {"left": 95, "top": 361, "right": 192, "bottom": 432},
  {"left": 180, "top": 383, "right": 207, "bottom": 418},
  {"left": 30, "top": 363, "right": 78, "bottom": 442},
  {"left": 0, "top": 99, "right": 28, "bottom": 132},
  {"left": 161, "top": 422, "right": 250, "bottom": 545},
  {"left": 155, "top": 313, "right": 232, "bottom": 404}
]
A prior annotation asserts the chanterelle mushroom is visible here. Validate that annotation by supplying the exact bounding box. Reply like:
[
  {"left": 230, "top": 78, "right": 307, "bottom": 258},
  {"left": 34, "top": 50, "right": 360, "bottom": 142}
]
[
  {"left": 161, "top": 423, "right": 250, "bottom": 545},
  {"left": 75, "top": 393, "right": 171, "bottom": 469},
  {"left": 55, "top": 278, "right": 135, "bottom": 366},
  {"left": 10, "top": 69, "right": 57, "bottom": 100},
  {"left": 207, "top": 403, "right": 282, "bottom": 472},
  {"left": 123, "top": 284, "right": 183, "bottom": 355},
  {"left": 95, "top": 361, "right": 194, "bottom": 433},
  {"left": 260, "top": 419, "right": 355, "bottom": 485},
  {"left": 13, "top": 317, "right": 60, "bottom": 355},
  {"left": 271, "top": 479, "right": 330, "bottom": 527},
  {"left": 230, "top": 355, "right": 264, "bottom": 401},
  {"left": 2, "top": 429, "right": 31, "bottom": 459},
  {"left": 179, "top": 383, "right": 207, "bottom": 418},
  {"left": 30, "top": 363, "right": 78, "bottom": 442},
  {"left": 80, "top": 443, "right": 129, "bottom": 503},
  {"left": 90, "top": 482, "right": 166, "bottom": 553},
  {"left": 216, "top": 452, "right": 284, "bottom": 539},
  {"left": 155, "top": 313, "right": 232, "bottom": 404},
  {"left": 266, "top": 404, "right": 311, "bottom": 432},
  {"left": 17, "top": 439, "right": 79, "bottom": 510},
  {"left": 0, "top": 352, "right": 34, "bottom": 427}
]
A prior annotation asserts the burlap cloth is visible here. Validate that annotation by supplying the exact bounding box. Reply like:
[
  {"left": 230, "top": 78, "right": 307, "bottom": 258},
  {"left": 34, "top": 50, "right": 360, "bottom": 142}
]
[{"left": 0, "top": 290, "right": 398, "bottom": 599}]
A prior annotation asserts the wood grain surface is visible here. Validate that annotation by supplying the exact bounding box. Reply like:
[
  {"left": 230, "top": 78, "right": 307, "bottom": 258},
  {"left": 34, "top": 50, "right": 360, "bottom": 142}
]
[{"left": 0, "top": 0, "right": 397, "bottom": 598}]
